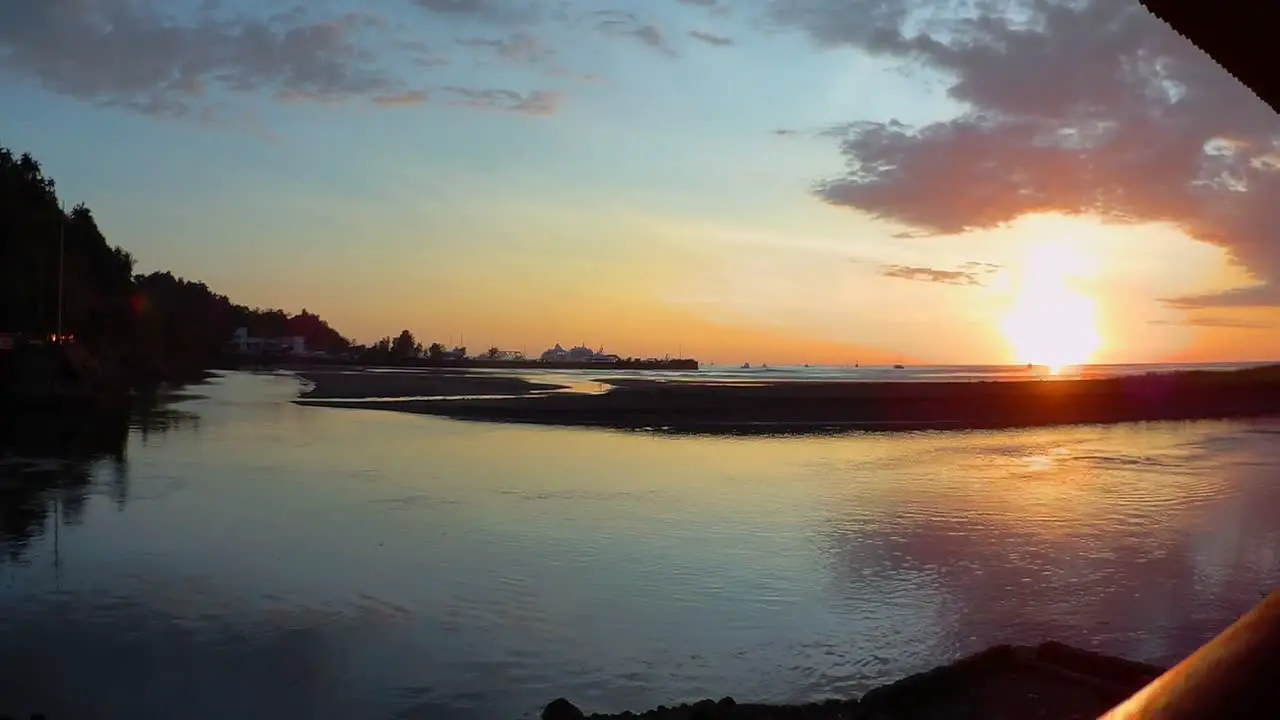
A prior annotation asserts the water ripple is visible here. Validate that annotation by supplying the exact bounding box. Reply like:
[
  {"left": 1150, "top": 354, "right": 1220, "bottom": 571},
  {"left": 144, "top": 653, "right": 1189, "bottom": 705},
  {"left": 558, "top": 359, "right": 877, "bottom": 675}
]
[{"left": 2, "top": 373, "right": 1278, "bottom": 719}]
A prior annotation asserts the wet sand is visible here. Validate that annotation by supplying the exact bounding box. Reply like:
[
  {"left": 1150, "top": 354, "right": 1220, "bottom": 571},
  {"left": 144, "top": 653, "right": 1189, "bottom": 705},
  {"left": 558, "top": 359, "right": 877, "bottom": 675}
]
[
  {"left": 541, "top": 642, "right": 1164, "bottom": 719},
  {"left": 298, "top": 365, "right": 1280, "bottom": 434},
  {"left": 294, "top": 368, "right": 564, "bottom": 400}
]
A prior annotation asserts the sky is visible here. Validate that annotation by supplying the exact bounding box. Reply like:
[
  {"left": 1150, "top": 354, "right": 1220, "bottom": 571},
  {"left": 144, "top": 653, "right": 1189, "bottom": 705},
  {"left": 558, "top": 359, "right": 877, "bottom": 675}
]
[{"left": 2, "top": 0, "right": 1279, "bottom": 366}]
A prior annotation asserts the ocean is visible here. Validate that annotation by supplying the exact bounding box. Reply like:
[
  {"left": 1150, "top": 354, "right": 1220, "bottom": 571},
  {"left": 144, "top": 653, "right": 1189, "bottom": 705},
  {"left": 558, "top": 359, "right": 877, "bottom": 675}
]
[
  {"left": 1, "top": 369, "right": 1277, "bottom": 719},
  {"left": 465, "top": 360, "right": 1275, "bottom": 390}
]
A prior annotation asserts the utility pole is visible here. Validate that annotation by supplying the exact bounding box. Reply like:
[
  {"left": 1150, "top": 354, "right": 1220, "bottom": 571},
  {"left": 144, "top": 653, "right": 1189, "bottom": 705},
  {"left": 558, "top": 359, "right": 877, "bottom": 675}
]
[{"left": 56, "top": 201, "right": 65, "bottom": 339}]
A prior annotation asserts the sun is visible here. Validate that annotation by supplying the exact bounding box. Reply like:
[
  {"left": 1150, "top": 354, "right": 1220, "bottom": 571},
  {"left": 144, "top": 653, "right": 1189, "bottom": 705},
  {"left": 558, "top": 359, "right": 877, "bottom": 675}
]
[
  {"left": 1000, "top": 238, "right": 1102, "bottom": 372},
  {"left": 1002, "top": 287, "right": 1099, "bottom": 373}
]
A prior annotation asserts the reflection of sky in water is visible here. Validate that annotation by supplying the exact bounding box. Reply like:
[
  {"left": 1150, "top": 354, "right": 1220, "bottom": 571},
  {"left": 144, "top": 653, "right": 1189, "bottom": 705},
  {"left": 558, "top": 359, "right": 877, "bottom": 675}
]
[{"left": 1, "top": 371, "right": 1278, "bottom": 718}]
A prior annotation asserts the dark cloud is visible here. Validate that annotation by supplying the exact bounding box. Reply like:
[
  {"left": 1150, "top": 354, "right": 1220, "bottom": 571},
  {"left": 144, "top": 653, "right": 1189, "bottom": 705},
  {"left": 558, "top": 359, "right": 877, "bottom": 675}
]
[
  {"left": 689, "top": 30, "right": 734, "bottom": 47},
  {"left": 592, "top": 10, "right": 677, "bottom": 56},
  {"left": 771, "top": 0, "right": 1280, "bottom": 307},
  {"left": 413, "top": 0, "right": 488, "bottom": 12},
  {"left": 458, "top": 33, "right": 555, "bottom": 63},
  {"left": 880, "top": 263, "right": 998, "bottom": 286},
  {"left": 410, "top": 0, "right": 543, "bottom": 24},
  {"left": 443, "top": 86, "right": 562, "bottom": 115},
  {"left": 0, "top": 0, "right": 406, "bottom": 116}
]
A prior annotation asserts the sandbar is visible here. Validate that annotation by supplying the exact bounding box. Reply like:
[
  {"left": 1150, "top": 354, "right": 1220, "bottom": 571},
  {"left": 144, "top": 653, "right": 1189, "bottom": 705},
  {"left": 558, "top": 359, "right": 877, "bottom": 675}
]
[
  {"left": 293, "top": 368, "right": 564, "bottom": 400},
  {"left": 296, "top": 365, "right": 1280, "bottom": 434}
]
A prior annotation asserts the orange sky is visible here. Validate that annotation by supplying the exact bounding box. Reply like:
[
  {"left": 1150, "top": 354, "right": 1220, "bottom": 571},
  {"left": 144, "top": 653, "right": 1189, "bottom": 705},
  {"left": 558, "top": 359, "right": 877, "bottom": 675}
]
[
  {"left": 223, "top": 208, "right": 1275, "bottom": 366},
  {"left": 11, "top": 0, "right": 1279, "bottom": 366}
]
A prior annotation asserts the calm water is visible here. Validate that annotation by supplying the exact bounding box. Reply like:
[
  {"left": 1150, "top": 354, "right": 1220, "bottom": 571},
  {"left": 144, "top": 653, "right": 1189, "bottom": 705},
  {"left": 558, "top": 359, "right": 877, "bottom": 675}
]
[
  {"left": 2, "top": 371, "right": 1278, "bottom": 719},
  {"left": 465, "top": 360, "right": 1273, "bottom": 390}
]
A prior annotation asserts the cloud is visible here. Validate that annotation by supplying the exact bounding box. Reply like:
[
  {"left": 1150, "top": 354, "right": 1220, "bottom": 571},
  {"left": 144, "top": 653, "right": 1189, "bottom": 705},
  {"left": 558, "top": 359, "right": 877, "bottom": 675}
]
[
  {"left": 548, "top": 68, "right": 605, "bottom": 84},
  {"left": 677, "top": 0, "right": 732, "bottom": 17},
  {"left": 770, "top": 0, "right": 1280, "bottom": 306},
  {"left": 689, "top": 30, "right": 734, "bottom": 47},
  {"left": 372, "top": 90, "right": 430, "bottom": 107},
  {"left": 592, "top": 10, "right": 677, "bottom": 56},
  {"left": 398, "top": 39, "right": 451, "bottom": 69},
  {"left": 0, "top": 0, "right": 411, "bottom": 116},
  {"left": 409, "top": 0, "right": 541, "bottom": 24},
  {"left": 458, "top": 32, "right": 555, "bottom": 63},
  {"left": 412, "top": 0, "right": 489, "bottom": 12},
  {"left": 961, "top": 260, "right": 1002, "bottom": 271},
  {"left": 1149, "top": 316, "right": 1274, "bottom": 329},
  {"left": 443, "top": 87, "right": 562, "bottom": 115},
  {"left": 880, "top": 263, "right": 997, "bottom": 286}
]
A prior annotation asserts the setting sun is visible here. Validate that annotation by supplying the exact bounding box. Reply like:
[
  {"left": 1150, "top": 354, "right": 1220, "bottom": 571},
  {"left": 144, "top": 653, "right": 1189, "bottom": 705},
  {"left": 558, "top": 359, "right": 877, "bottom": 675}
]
[{"left": 1001, "top": 238, "right": 1103, "bottom": 371}]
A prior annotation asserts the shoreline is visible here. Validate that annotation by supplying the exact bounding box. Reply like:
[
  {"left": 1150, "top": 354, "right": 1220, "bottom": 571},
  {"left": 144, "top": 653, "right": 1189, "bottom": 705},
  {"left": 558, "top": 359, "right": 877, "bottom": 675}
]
[
  {"left": 540, "top": 642, "right": 1165, "bottom": 719},
  {"left": 293, "top": 368, "right": 565, "bottom": 400},
  {"left": 293, "top": 365, "right": 1280, "bottom": 434}
]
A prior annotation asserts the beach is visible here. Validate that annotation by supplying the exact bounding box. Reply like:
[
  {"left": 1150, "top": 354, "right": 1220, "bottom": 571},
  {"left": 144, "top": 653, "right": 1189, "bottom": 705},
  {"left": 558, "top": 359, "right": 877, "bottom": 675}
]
[{"left": 295, "top": 364, "right": 1280, "bottom": 433}]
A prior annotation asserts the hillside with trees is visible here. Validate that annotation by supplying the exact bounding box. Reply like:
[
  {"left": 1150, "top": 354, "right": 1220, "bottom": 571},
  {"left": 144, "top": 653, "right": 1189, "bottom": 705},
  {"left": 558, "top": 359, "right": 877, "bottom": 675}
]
[{"left": 1, "top": 144, "right": 351, "bottom": 388}]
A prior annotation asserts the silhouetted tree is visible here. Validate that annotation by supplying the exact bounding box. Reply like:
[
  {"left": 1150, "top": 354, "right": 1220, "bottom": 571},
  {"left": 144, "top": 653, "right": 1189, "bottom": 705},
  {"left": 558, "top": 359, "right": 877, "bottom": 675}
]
[
  {"left": 391, "top": 330, "right": 420, "bottom": 359},
  {"left": 286, "top": 309, "right": 350, "bottom": 354},
  {"left": 1, "top": 143, "right": 352, "bottom": 386},
  {"left": 427, "top": 342, "right": 446, "bottom": 361},
  {"left": 486, "top": 346, "right": 500, "bottom": 359}
]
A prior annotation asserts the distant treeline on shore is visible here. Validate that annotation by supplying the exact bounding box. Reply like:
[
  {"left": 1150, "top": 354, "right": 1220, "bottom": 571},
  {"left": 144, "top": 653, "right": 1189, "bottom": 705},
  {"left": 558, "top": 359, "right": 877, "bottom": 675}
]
[
  {"left": 2, "top": 144, "right": 354, "bottom": 389},
  {"left": 243, "top": 353, "right": 700, "bottom": 371},
  {"left": 5, "top": 144, "right": 648, "bottom": 392}
]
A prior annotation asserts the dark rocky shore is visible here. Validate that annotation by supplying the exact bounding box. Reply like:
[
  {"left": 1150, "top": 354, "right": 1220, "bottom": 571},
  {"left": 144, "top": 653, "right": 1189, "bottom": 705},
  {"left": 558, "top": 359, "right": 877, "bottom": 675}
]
[
  {"left": 298, "top": 364, "right": 1280, "bottom": 434},
  {"left": 541, "top": 642, "right": 1164, "bottom": 720}
]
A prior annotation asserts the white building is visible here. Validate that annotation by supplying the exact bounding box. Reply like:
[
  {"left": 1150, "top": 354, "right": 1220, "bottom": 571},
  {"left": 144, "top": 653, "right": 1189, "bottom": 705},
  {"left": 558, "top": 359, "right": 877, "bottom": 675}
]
[
  {"left": 229, "top": 327, "right": 306, "bottom": 355},
  {"left": 539, "top": 343, "right": 620, "bottom": 364}
]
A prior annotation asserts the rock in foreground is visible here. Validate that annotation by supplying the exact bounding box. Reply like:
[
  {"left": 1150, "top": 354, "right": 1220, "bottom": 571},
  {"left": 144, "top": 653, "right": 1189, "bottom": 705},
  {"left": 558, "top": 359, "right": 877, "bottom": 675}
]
[{"left": 543, "top": 642, "right": 1164, "bottom": 719}]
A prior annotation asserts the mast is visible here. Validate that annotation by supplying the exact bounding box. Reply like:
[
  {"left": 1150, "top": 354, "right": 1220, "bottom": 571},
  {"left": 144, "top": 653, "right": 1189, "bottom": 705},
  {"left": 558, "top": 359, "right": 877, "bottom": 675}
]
[{"left": 57, "top": 200, "right": 65, "bottom": 338}]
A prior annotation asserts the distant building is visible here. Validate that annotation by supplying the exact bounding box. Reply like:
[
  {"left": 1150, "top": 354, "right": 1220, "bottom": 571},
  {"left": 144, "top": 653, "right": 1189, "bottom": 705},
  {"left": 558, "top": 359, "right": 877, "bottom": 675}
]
[
  {"left": 440, "top": 346, "right": 467, "bottom": 361},
  {"left": 229, "top": 327, "right": 306, "bottom": 355},
  {"left": 539, "top": 343, "right": 619, "bottom": 364}
]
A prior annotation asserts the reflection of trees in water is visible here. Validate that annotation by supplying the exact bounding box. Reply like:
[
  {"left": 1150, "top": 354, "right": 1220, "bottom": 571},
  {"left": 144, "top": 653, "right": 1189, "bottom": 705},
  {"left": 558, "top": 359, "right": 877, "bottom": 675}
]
[
  {"left": 0, "top": 399, "right": 199, "bottom": 562},
  {"left": 133, "top": 401, "right": 201, "bottom": 444}
]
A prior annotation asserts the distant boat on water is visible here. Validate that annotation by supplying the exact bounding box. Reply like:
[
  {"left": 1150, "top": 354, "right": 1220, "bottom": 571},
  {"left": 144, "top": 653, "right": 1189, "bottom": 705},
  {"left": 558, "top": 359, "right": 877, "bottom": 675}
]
[
  {"left": 893, "top": 364, "right": 906, "bottom": 369},
  {"left": 741, "top": 362, "right": 751, "bottom": 369}
]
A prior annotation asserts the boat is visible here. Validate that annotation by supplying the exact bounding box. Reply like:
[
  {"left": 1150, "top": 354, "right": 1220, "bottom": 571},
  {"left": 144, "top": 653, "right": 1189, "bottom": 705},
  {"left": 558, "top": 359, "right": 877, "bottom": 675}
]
[
  {"left": 741, "top": 362, "right": 751, "bottom": 369},
  {"left": 893, "top": 364, "right": 905, "bottom": 369}
]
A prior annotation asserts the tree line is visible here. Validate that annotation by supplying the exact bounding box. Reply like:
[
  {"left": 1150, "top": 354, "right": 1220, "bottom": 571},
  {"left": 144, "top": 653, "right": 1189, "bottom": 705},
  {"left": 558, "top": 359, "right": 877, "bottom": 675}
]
[{"left": 1, "top": 144, "right": 351, "bottom": 386}]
